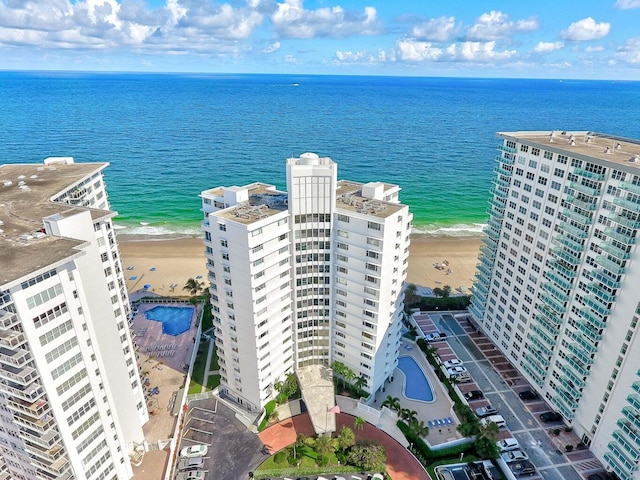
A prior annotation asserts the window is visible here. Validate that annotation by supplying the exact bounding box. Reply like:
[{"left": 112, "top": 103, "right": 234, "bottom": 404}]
[
  {"left": 367, "top": 221, "right": 381, "bottom": 231},
  {"left": 221, "top": 239, "right": 228, "bottom": 248},
  {"left": 219, "top": 223, "right": 226, "bottom": 231}
]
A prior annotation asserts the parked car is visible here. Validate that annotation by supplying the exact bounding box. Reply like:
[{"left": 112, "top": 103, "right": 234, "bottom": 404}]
[
  {"left": 444, "top": 359, "right": 463, "bottom": 368},
  {"left": 481, "top": 415, "right": 506, "bottom": 428},
  {"left": 539, "top": 411, "right": 563, "bottom": 422},
  {"left": 497, "top": 437, "right": 520, "bottom": 452},
  {"left": 476, "top": 405, "right": 498, "bottom": 417},
  {"left": 502, "top": 450, "right": 529, "bottom": 463},
  {"left": 179, "top": 444, "right": 208, "bottom": 458},
  {"left": 446, "top": 366, "right": 468, "bottom": 374},
  {"left": 509, "top": 460, "right": 536, "bottom": 477},
  {"left": 464, "top": 389, "right": 484, "bottom": 400},
  {"left": 176, "top": 471, "right": 206, "bottom": 480},
  {"left": 425, "top": 332, "right": 447, "bottom": 342},
  {"left": 178, "top": 457, "right": 204, "bottom": 472},
  {"left": 518, "top": 390, "right": 539, "bottom": 401}
]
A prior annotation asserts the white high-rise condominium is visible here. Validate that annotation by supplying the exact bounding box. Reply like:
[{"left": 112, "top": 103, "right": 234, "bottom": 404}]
[
  {"left": 201, "top": 153, "right": 412, "bottom": 423},
  {"left": 0, "top": 158, "right": 148, "bottom": 480},
  {"left": 470, "top": 131, "right": 640, "bottom": 479}
]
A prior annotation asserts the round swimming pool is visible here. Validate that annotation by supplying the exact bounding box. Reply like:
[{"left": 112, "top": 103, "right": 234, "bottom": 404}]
[
  {"left": 145, "top": 306, "right": 195, "bottom": 336},
  {"left": 397, "top": 355, "right": 434, "bottom": 402}
]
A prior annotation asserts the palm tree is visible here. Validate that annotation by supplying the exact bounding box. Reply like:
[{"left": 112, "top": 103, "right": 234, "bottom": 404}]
[
  {"left": 183, "top": 278, "right": 204, "bottom": 297},
  {"left": 343, "top": 366, "right": 356, "bottom": 391},
  {"left": 409, "top": 418, "right": 429, "bottom": 437},
  {"left": 354, "top": 416, "right": 366, "bottom": 431},
  {"left": 399, "top": 408, "right": 417, "bottom": 423},
  {"left": 442, "top": 285, "right": 452, "bottom": 298},
  {"left": 315, "top": 433, "right": 334, "bottom": 458},
  {"left": 331, "top": 361, "right": 346, "bottom": 388},
  {"left": 354, "top": 374, "right": 367, "bottom": 393},
  {"left": 381, "top": 395, "right": 401, "bottom": 412},
  {"left": 337, "top": 426, "right": 355, "bottom": 452}
]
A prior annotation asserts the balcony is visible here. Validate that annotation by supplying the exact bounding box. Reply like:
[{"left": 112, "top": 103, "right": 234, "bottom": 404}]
[
  {"left": 3, "top": 381, "right": 45, "bottom": 403},
  {"left": 6, "top": 397, "right": 49, "bottom": 417},
  {"left": 593, "top": 269, "right": 622, "bottom": 289},
  {"left": 613, "top": 430, "right": 640, "bottom": 461},
  {"left": 570, "top": 181, "right": 601, "bottom": 197},
  {"left": 614, "top": 197, "right": 640, "bottom": 214},
  {"left": 567, "top": 343, "right": 594, "bottom": 366},
  {"left": 488, "top": 196, "right": 506, "bottom": 211},
  {"left": 537, "top": 309, "right": 562, "bottom": 327},
  {"left": 0, "top": 346, "right": 31, "bottom": 368},
  {"left": 529, "top": 328, "right": 555, "bottom": 353},
  {"left": 14, "top": 412, "right": 56, "bottom": 434},
  {"left": 609, "top": 212, "right": 640, "bottom": 229},
  {"left": 606, "top": 443, "right": 639, "bottom": 475},
  {"left": 573, "top": 168, "right": 606, "bottom": 181},
  {"left": 586, "top": 283, "right": 615, "bottom": 303},
  {"left": 629, "top": 394, "right": 640, "bottom": 412},
  {"left": 472, "top": 281, "right": 488, "bottom": 298},
  {"left": 492, "top": 176, "right": 511, "bottom": 189},
  {"left": 566, "top": 195, "right": 597, "bottom": 211},
  {"left": 487, "top": 205, "right": 504, "bottom": 220},
  {"left": 570, "top": 330, "right": 598, "bottom": 354},
  {"left": 25, "top": 440, "right": 65, "bottom": 464},
  {"left": 617, "top": 419, "right": 640, "bottom": 447},
  {"left": 561, "top": 364, "right": 587, "bottom": 389},
  {"left": 575, "top": 320, "right": 603, "bottom": 342},
  {"left": 605, "top": 227, "right": 637, "bottom": 244},
  {"left": 558, "top": 376, "right": 582, "bottom": 399},
  {"left": 535, "top": 318, "right": 558, "bottom": 339},
  {"left": 0, "top": 310, "right": 19, "bottom": 329},
  {"left": 477, "top": 262, "right": 493, "bottom": 278},
  {"left": 0, "top": 329, "right": 25, "bottom": 348},
  {"left": 599, "top": 241, "right": 632, "bottom": 260},
  {"left": 554, "top": 391, "right": 579, "bottom": 412},
  {"left": 0, "top": 364, "right": 38, "bottom": 386},
  {"left": 547, "top": 260, "right": 578, "bottom": 280},
  {"left": 541, "top": 282, "right": 570, "bottom": 304},
  {"left": 21, "top": 428, "right": 62, "bottom": 451},
  {"left": 489, "top": 186, "right": 509, "bottom": 200},
  {"left": 553, "top": 234, "right": 584, "bottom": 253},
  {"left": 30, "top": 456, "right": 70, "bottom": 478},
  {"left": 494, "top": 165, "right": 513, "bottom": 177},
  {"left": 562, "top": 208, "right": 593, "bottom": 225},
  {"left": 619, "top": 181, "right": 640, "bottom": 195},
  {"left": 595, "top": 255, "right": 627, "bottom": 276},
  {"left": 522, "top": 358, "right": 546, "bottom": 386},
  {"left": 539, "top": 291, "right": 567, "bottom": 314},
  {"left": 559, "top": 221, "right": 588, "bottom": 239},
  {"left": 582, "top": 299, "right": 610, "bottom": 320},
  {"left": 544, "top": 269, "right": 574, "bottom": 291},
  {"left": 497, "top": 144, "right": 517, "bottom": 154},
  {"left": 565, "top": 355, "right": 590, "bottom": 377}
]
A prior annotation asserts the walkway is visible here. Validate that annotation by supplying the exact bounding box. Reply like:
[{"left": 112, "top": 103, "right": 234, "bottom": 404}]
[
  {"left": 259, "top": 413, "right": 428, "bottom": 480},
  {"left": 201, "top": 339, "right": 216, "bottom": 393}
]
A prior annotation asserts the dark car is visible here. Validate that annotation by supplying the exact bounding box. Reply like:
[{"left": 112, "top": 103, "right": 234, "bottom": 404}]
[
  {"left": 519, "top": 390, "right": 539, "bottom": 400},
  {"left": 509, "top": 460, "right": 536, "bottom": 477},
  {"left": 540, "top": 411, "right": 563, "bottom": 422},
  {"left": 465, "top": 389, "right": 484, "bottom": 400}
]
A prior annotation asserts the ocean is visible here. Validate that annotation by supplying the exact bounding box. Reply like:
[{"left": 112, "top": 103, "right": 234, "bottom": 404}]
[{"left": 1, "top": 72, "right": 639, "bottom": 238}]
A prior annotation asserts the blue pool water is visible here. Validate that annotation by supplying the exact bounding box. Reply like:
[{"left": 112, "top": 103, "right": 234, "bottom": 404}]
[
  {"left": 145, "top": 306, "right": 195, "bottom": 336},
  {"left": 397, "top": 356, "right": 434, "bottom": 402}
]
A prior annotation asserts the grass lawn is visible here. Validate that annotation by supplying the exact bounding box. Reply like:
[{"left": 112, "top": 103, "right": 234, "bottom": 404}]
[{"left": 187, "top": 341, "right": 209, "bottom": 394}]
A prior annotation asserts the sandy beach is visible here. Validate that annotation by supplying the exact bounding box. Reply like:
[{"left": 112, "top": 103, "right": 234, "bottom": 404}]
[{"left": 118, "top": 235, "right": 481, "bottom": 297}]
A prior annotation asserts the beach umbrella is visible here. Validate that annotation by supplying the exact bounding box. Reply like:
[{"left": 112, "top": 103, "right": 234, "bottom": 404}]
[{"left": 143, "top": 284, "right": 151, "bottom": 290}]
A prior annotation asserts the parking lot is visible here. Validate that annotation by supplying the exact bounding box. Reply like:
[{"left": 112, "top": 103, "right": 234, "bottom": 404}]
[
  {"left": 176, "top": 397, "right": 266, "bottom": 480},
  {"left": 416, "top": 311, "right": 607, "bottom": 480}
]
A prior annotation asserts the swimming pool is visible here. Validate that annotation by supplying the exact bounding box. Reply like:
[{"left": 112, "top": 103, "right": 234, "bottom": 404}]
[
  {"left": 145, "top": 306, "right": 195, "bottom": 336},
  {"left": 397, "top": 356, "right": 434, "bottom": 402}
]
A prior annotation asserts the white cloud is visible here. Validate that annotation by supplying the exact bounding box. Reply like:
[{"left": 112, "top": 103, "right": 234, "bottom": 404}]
[
  {"left": 411, "top": 16, "right": 458, "bottom": 42},
  {"left": 615, "top": 37, "right": 640, "bottom": 64},
  {"left": 466, "top": 10, "right": 538, "bottom": 41},
  {"left": 271, "top": 0, "right": 378, "bottom": 39},
  {"left": 561, "top": 17, "right": 610, "bottom": 41},
  {"left": 0, "top": 0, "right": 264, "bottom": 53},
  {"left": 584, "top": 45, "right": 605, "bottom": 52},
  {"left": 262, "top": 41, "right": 280, "bottom": 53},
  {"left": 613, "top": 0, "right": 640, "bottom": 9},
  {"left": 533, "top": 41, "right": 564, "bottom": 53},
  {"left": 447, "top": 41, "right": 516, "bottom": 61},
  {"left": 395, "top": 39, "right": 443, "bottom": 61}
]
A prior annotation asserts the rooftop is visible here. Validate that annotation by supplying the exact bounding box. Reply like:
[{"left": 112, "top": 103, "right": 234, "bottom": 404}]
[
  {"left": 336, "top": 180, "right": 405, "bottom": 219},
  {"left": 0, "top": 162, "right": 109, "bottom": 288},
  {"left": 499, "top": 131, "right": 640, "bottom": 170}
]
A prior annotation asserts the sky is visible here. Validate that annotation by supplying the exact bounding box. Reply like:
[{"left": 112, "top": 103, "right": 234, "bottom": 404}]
[{"left": 1, "top": 0, "right": 639, "bottom": 78}]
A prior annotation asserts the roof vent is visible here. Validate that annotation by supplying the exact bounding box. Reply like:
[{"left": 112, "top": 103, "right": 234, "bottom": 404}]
[
  {"left": 19, "top": 234, "right": 34, "bottom": 242},
  {"left": 33, "top": 231, "right": 46, "bottom": 239}
]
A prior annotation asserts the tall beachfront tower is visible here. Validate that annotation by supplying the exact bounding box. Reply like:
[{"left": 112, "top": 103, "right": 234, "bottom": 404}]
[
  {"left": 0, "top": 159, "right": 147, "bottom": 480},
  {"left": 201, "top": 153, "right": 412, "bottom": 417},
  {"left": 469, "top": 132, "right": 640, "bottom": 479}
]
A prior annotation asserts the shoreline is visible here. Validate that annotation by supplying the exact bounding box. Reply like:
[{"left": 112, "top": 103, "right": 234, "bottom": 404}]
[{"left": 119, "top": 234, "right": 482, "bottom": 297}]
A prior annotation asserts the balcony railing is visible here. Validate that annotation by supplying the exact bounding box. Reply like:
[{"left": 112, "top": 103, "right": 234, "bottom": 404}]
[
  {"left": 595, "top": 255, "right": 627, "bottom": 276},
  {"left": 570, "top": 181, "right": 601, "bottom": 197},
  {"left": 544, "top": 269, "right": 574, "bottom": 291},
  {"left": 605, "top": 227, "right": 637, "bottom": 244},
  {"left": 587, "top": 283, "right": 615, "bottom": 303},
  {"left": 562, "top": 208, "right": 593, "bottom": 225},
  {"left": 559, "top": 222, "right": 588, "bottom": 239},
  {"left": 566, "top": 195, "right": 597, "bottom": 211},
  {"left": 614, "top": 197, "right": 640, "bottom": 214},
  {"left": 599, "top": 241, "right": 632, "bottom": 260},
  {"left": 619, "top": 182, "right": 640, "bottom": 196},
  {"left": 573, "top": 168, "right": 606, "bottom": 181},
  {"left": 593, "top": 269, "right": 622, "bottom": 289},
  {"left": 609, "top": 212, "right": 640, "bottom": 229},
  {"left": 582, "top": 299, "right": 611, "bottom": 320},
  {"left": 567, "top": 342, "right": 594, "bottom": 366}
]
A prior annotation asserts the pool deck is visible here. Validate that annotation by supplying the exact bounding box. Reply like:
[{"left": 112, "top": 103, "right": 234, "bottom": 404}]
[
  {"left": 372, "top": 337, "right": 462, "bottom": 445},
  {"left": 130, "top": 302, "right": 202, "bottom": 443}
]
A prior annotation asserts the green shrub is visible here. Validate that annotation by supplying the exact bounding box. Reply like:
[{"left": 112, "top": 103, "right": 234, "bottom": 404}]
[{"left": 274, "top": 451, "right": 286, "bottom": 464}]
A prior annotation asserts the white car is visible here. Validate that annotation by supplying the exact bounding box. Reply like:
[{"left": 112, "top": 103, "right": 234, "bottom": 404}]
[
  {"left": 480, "top": 415, "right": 506, "bottom": 428},
  {"left": 176, "top": 471, "right": 206, "bottom": 480},
  {"left": 180, "top": 444, "right": 208, "bottom": 458},
  {"left": 443, "top": 359, "right": 463, "bottom": 368},
  {"left": 501, "top": 449, "right": 529, "bottom": 463},
  {"left": 446, "top": 366, "right": 468, "bottom": 375},
  {"left": 497, "top": 437, "right": 520, "bottom": 452}
]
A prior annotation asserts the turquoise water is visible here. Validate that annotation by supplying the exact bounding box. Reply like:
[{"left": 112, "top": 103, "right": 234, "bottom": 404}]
[
  {"left": 397, "top": 356, "right": 434, "bottom": 402},
  {"left": 1, "top": 72, "right": 639, "bottom": 237},
  {"left": 145, "top": 306, "right": 194, "bottom": 336}
]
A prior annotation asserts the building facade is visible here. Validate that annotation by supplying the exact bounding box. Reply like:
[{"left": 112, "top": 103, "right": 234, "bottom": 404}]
[
  {"left": 469, "top": 131, "right": 640, "bottom": 479},
  {"left": 201, "top": 153, "right": 412, "bottom": 412},
  {"left": 0, "top": 158, "right": 148, "bottom": 480}
]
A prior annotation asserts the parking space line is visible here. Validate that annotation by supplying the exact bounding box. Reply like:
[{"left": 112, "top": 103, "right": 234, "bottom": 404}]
[{"left": 188, "top": 416, "right": 215, "bottom": 425}]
